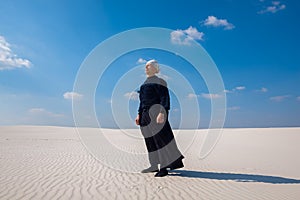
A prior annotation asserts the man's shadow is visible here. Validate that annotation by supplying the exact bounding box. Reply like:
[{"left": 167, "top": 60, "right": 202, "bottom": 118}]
[{"left": 169, "top": 170, "right": 300, "bottom": 184}]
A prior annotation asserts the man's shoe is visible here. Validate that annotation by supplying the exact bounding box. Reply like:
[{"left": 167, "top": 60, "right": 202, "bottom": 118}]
[
  {"left": 154, "top": 169, "right": 168, "bottom": 177},
  {"left": 141, "top": 166, "right": 159, "bottom": 173},
  {"left": 169, "top": 160, "right": 184, "bottom": 170}
]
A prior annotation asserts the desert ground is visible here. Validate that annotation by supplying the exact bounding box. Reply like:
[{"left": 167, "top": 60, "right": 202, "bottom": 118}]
[{"left": 0, "top": 126, "right": 299, "bottom": 199}]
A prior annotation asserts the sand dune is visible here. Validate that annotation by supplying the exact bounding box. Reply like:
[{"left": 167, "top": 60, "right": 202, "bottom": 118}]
[{"left": 0, "top": 126, "right": 299, "bottom": 199}]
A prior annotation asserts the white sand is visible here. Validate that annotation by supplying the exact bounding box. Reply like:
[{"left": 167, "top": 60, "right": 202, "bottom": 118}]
[{"left": 0, "top": 126, "right": 299, "bottom": 199}]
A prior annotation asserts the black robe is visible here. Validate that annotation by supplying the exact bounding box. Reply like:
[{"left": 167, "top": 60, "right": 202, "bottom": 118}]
[{"left": 138, "top": 75, "right": 184, "bottom": 169}]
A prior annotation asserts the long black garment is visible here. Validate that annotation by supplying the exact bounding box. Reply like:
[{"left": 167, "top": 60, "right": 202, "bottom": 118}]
[{"left": 138, "top": 75, "right": 184, "bottom": 169}]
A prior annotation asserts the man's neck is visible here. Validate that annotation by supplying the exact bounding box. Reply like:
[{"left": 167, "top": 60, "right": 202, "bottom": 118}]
[{"left": 146, "top": 74, "right": 156, "bottom": 78}]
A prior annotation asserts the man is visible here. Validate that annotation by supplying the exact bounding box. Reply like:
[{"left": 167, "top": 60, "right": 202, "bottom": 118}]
[{"left": 135, "top": 59, "right": 184, "bottom": 177}]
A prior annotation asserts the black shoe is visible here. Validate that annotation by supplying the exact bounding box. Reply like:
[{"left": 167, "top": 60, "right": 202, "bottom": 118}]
[
  {"left": 141, "top": 166, "right": 159, "bottom": 173},
  {"left": 154, "top": 169, "right": 168, "bottom": 177},
  {"left": 169, "top": 160, "right": 184, "bottom": 170}
]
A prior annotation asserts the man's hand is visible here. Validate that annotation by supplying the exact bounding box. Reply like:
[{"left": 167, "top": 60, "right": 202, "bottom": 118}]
[
  {"left": 135, "top": 114, "right": 140, "bottom": 125},
  {"left": 156, "top": 113, "right": 165, "bottom": 124}
]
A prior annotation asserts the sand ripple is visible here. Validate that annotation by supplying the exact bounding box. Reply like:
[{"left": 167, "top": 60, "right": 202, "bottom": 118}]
[{"left": 0, "top": 126, "right": 300, "bottom": 199}]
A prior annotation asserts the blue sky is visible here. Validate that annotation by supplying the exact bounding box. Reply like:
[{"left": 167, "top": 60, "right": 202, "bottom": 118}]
[{"left": 0, "top": 0, "right": 299, "bottom": 128}]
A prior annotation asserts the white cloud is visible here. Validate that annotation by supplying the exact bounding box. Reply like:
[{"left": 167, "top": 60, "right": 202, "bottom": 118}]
[
  {"left": 170, "top": 26, "right": 204, "bottom": 45},
  {"left": 184, "top": 26, "right": 204, "bottom": 40},
  {"left": 29, "top": 108, "right": 46, "bottom": 113},
  {"left": 258, "top": 1, "right": 286, "bottom": 14},
  {"left": 137, "top": 58, "right": 147, "bottom": 64},
  {"left": 202, "top": 16, "right": 235, "bottom": 30},
  {"left": 224, "top": 89, "right": 233, "bottom": 94},
  {"left": 29, "top": 108, "right": 64, "bottom": 118},
  {"left": 235, "top": 86, "right": 246, "bottom": 91},
  {"left": 227, "top": 106, "right": 240, "bottom": 111},
  {"left": 0, "top": 35, "right": 32, "bottom": 70},
  {"left": 187, "top": 93, "right": 199, "bottom": 99},
  {"left": 172, "top": 108, "right": 180, "bottom": 112},
  {"left": 257, "top": 87, "right": 268, "bottom": 92},
  {"left": 201, "top": 93, "right": 223, "bottom": 99},
  {"left": 297, "top": 96, "right": 300, "bottom": 101},
  {"left": 63, "top": 92, "right": 83, "bottom": 100},
  {"left": 107, "top": 99, "right": 113, "bottom": 104},
  {"left": 225, "top": 86, "right": 246, "bottom": 93},
  {"left": 124, "top": 91, "right": 139, "bottom": 101},
  {"left": 270, "top": 95, "right": 290, "bottom": 102},
  {"left": 26, "top": 108, "right": 67, "bottom": 126},
  {"left": 188, "top": 93, "right": 223, "bottom": 99}
]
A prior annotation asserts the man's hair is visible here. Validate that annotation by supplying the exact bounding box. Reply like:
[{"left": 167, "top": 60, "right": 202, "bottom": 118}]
[{"left": 146, "top": 59, "right": 159, "bottom": 73}]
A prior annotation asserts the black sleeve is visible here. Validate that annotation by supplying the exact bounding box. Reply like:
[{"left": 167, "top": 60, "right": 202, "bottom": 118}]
[
  {"left": 137, "top": 89, "right": 142, "bottom": 115},
  {"left": 155, "top": 79, "right": 170, "bottom": 112}
]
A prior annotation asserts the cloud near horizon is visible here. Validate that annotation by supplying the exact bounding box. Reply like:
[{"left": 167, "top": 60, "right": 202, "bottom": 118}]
[
  {"left": 257, "top": 87, "right": 268, "bottom": 93},
  {"left": 0, "top": 35, "right": 32, "bottom": 70},
  {"left": 201, "top": 93, "right": 223, "bottom": 99},
  {"left": 29, "top": 108, "right": 64, "bottom": 118},
  {"left": 124, "top": 91, "right": 139, "bottom": 101},
  {"left": 188, "top": 93, "right": 223, "bottom": 100},
  {"left": 187, "top": 93, "right": 199, "bottom": 99},
  {"left": 63, "top": 92, "right": 83, "bottom": 100},
  {"left": 227, "top": 106, "right": 240, "bottom": 111},
  {"left": 270, "top": 95, "right": 291, "bottom": 102},
  {"left": 254, "top": 87, "right": 268, "bottom": 93},
  {"left": 224, "top": 86, "right": 246, "bottom": 93}
]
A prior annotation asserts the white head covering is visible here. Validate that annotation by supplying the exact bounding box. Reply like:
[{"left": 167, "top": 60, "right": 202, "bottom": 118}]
[{"left": 146, "top": 59, "right": 159, "bottom": 73}]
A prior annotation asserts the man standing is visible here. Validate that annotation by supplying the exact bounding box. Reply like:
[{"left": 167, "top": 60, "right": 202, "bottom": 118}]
[{"left": 135, "top": 60, "right": 184, "bottom": 177}]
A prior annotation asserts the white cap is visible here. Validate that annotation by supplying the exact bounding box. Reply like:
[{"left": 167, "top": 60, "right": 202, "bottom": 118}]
[{"left": 146, "top": 59, "right": 159, "bottom": 73}]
